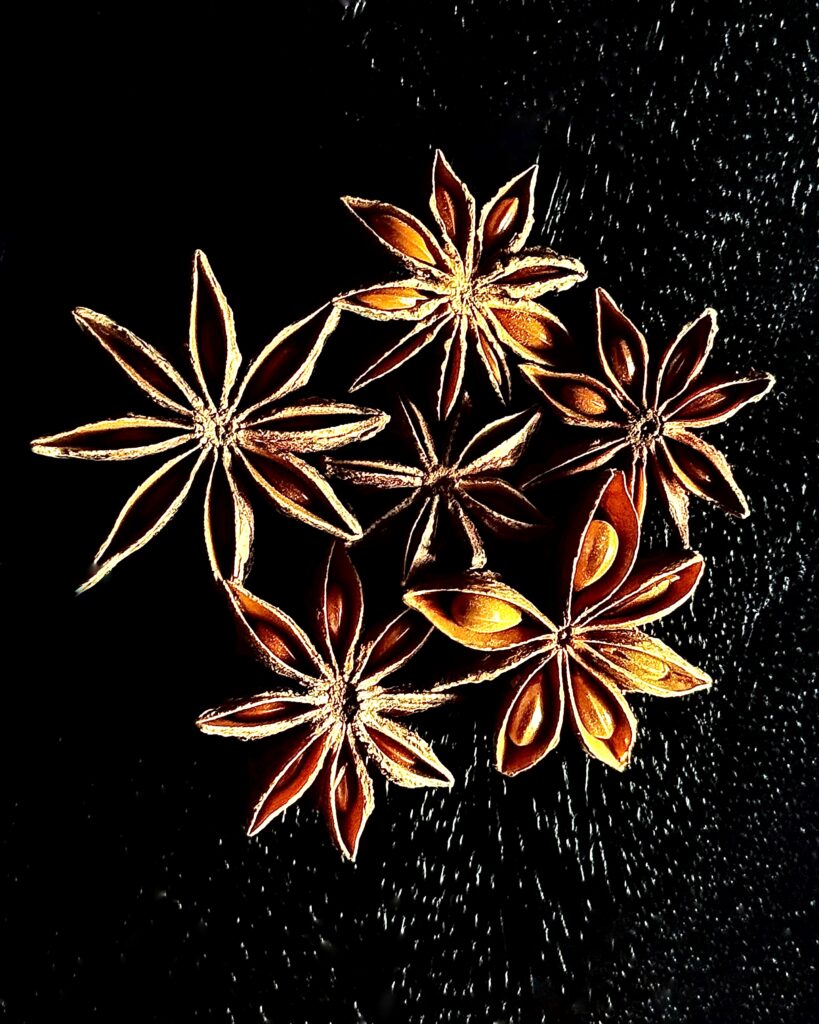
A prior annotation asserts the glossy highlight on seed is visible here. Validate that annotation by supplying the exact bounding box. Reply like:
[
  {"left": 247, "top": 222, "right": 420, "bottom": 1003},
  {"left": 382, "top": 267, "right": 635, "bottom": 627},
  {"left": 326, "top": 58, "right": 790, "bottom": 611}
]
[
  {"left": 484, "top": 197, "right": 520, "bottom": 244},
  {"left": 574, "top": 519, "right": 619, "bottom": 590},
  {"left": 450, "top": 593, "right": 523, "bottom": 633},
  {"left": 507, "top": 678, "right": 545, "bottom": 747},
  {"left": 357, "top": 287, "right": 427, "bottom": 311},
  {"left": 574, "top": 675, "right": 616, "bottom": 740},
  {"left": 562, "top": 382, "right": 609, "bottom": 417},
  {"left": 371, "top": 214, "right": 436, "bottom": 265}
]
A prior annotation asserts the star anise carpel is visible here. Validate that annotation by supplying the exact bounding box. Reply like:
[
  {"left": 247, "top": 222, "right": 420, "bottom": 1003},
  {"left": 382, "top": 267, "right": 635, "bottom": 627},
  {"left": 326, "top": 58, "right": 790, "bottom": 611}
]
[
  {"left": 197, "top": 543, "right": 454, "bottom": 860},
  {"left": 405, "top": 470, "right": 711, "bottom": 775},
  {"left": 327, "top": 397, "right": 545, "bottom": 580},
  {"left": 520, "top": 288, "right": 775, "bottom": 543},
  {"left": 336, "top": 150, "right": 587, "bottom": 418},
  {"left": 31, "top": 250, "right": 389, "bottom": 591}
]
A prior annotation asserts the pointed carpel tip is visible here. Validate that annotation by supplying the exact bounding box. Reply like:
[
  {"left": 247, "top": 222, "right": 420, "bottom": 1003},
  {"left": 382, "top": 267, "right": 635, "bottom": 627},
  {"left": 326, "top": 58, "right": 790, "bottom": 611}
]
[
  {"left": 246, "top": 810, "right": 272, "bottom": 838},
  {"left": 75, "top": 573, "right": 99, "bottom": 597},
  {"left": 340, "top": 842, "right": 357, "bottom": 863},
  {"left": 73, "top": 306, "right": 97, "bottom": 325},
  {"left": 595, "top": 286, "right": 616, "bottom": 308}
]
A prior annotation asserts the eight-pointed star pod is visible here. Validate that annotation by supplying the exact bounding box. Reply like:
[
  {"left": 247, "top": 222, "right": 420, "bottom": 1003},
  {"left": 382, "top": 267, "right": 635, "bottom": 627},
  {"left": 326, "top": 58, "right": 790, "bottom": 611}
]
[
  {"left": 197, "top": 544, "right": 454, "bottom": 860},
  {"left": 520, "top": 289, "right": 775, "bottom": 544},
  {"left": 327, "top": 397, "right": 545, "bottom": 581},
  {"left": 336, "top": 150, "right": 587, "bottom": 418},
  {"left": 32, "top": 251, "right": 389, "bottom": 591},
  {"left": 406, "top": 471, "right": 712, "bottom": 775}
]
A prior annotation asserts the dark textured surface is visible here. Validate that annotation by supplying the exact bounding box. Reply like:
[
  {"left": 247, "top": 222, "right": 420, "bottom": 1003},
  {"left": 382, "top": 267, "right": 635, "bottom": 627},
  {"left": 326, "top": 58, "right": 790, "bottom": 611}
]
[{"left": 3, "top": 1, "right": 817, "bottom": 1021}]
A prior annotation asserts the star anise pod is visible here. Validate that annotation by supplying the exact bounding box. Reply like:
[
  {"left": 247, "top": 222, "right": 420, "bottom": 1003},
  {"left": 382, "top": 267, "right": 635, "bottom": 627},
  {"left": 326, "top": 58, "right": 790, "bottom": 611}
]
[
  {"left": 327, "top": 398, "right": 544, "bottom": 580},
  {"left": 32, "top": 251, "right": 389, "bottom": 591},
  {"left": 405, "top": 471, "right": 711, "bottom": 774},
  {"left": 197, "top": 544, "right": 454, "bottom": 860},
  {"left": 336, "top": 150, "right": 587, "bottom": 418},
  {"left": 520, "top": 289, "right": 775, "bottom": 544}
]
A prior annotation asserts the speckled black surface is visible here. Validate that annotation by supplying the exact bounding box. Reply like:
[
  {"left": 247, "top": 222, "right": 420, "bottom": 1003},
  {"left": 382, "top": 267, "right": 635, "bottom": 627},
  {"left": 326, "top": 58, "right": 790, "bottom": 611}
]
[{"left": 3, "top": 2, "right": 817, "bottom": 1022}]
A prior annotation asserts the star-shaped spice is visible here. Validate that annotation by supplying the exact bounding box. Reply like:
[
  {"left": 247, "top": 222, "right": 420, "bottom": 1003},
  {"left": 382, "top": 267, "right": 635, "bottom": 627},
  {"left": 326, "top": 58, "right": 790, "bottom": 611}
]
[
  {"left": 336, "top": 150, "right": 587, "bottom": 418},
  {"left": 197, "top": 544, "right": 454, "bottom": 860},
  {"left": 520, "top": 289, "right": 775, "bottom": 543},
  {"left": 406, "top": 471, "right": 711, "bottom": 774},
  {"left": 32, "top": 251, "right": 389, "bottom": 591},
  {"left": 327, "top": 398, "right": 544, "bottom": 580}
]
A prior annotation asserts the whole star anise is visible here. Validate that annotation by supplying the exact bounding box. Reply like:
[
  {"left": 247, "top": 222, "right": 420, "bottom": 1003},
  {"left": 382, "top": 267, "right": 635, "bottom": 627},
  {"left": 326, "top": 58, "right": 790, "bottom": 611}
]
[
  {"left": 336, "top": 150, "right": 587, "bottom": 418},
  {"left": 405, "top": 471, "right": 711, "bottom": 774},
  {"left": 197, "top": 544, "right": 454, "bottom": 860},
  {"left": 32, "top": 251, "right": 388, "bottom": 591},
  {"left": 520, "top": 288, "right": 775, "bottom": 543},
  {"left": 327, "top": 398, "right": 544, "bottom": 580}
]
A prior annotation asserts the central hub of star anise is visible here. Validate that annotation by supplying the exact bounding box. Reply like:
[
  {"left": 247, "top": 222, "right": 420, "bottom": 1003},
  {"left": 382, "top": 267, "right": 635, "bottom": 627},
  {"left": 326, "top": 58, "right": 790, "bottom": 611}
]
[
  {"left": 425, "top": 465, "right": 454, "bottom": 494},
  {"left": 197, "top": 409, "right": 236, "bottom": 448},
  {"left": 557, "top": 625, "right": 573, "bottom": 647},
  {"left": 340, "top": 682, "right": 361, "bottom": 724},
  {"left": 449, "top": 276, "right": 475, "bottom": 315},
  {"left": 629, "top": 408, "right": 663, "bottom": 448},
  {"left": 327, "top": 674, "right": 361, "bottom": 724}
]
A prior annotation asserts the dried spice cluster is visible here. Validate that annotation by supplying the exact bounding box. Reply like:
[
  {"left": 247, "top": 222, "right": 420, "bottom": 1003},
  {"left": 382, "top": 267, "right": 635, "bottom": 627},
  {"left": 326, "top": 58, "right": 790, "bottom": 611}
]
[{"left": 32, "top": 152, "right": 774, "bottom": 860}]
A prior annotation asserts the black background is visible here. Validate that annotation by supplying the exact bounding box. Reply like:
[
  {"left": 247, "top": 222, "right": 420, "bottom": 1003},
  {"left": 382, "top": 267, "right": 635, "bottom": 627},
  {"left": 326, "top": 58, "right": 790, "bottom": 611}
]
[{"left": 3, "top": 1, "right": 817, "bottom": 1021}]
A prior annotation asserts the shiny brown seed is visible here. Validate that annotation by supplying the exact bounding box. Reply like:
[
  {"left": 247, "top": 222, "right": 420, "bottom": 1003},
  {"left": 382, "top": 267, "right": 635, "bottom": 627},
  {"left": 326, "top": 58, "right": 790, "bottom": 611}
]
[
  {"left": 507, "top": 678, "right": 545, "bottom": 747},
  {"left": 493, "top": 308, "right": 554, "bottom": 355},
  {"left": 574, "top": 519, "right": 619, "bottom": 590},
  {"left": 574, "top": 675, "right": 615, "bottom": 739},
  {"left": 326, "top": 582, "right": 345, "bottom": 642},
  {"left": 230, "top": 701, "right": 289, "bottom": 723},
  {"left": 368, "top": 728, "right": 417, "bottom": 770},
  {"left": 257, "top": 626, "right": 299, "bottom": 665},
  {"left": 686, "top": 389, "right": 726, "bottom": 412},
  {"left": 478, "top": 330, "right": 503, "bottom": 385},
  {"left": 484, "top": 197, "right": 519, "bottom": 243},
  {"left": 357, "top": 287, "right": 427, "bottom": 311},
  {"left": 618, "top": 577, "right": 673, "bottom": 611},
  {"left": 561, "top": 382, "right": 609, "bottom": 417},
  {"left": 677, "top": 449, "right": 715, "bottom": 488},
  {"left": 334, "top": 764, "right": 352, "bottom": 813},
  {"left": 371, "top": 214, "right": 436, "bottom": 265},
  {"left": 435, "top": 187, "right": 458, "bottom": 239},
  {"left": 274, "top": 474, "right": 312, "bottom": 506},
  {"left": 604, "top": 646, "right": 669, "bottom": 682},
  {"left": 607, "top": 336, "right": 637, "bottom": 385},
  {"left": 451, "top": 593, "right": 523, "bottom": 633}
]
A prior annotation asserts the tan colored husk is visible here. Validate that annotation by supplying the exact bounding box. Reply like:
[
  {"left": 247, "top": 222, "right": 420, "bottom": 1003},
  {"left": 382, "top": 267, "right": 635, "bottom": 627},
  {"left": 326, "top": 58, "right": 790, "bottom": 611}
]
[
  {"left": 198, "top": 544, "right": 454, "bottom": 861},
  {"left": 336, "top": 151, "right": 586, "bottom": 415},
  {"left": 32, "top": 251, "right": 388, "bottom": 591}
]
